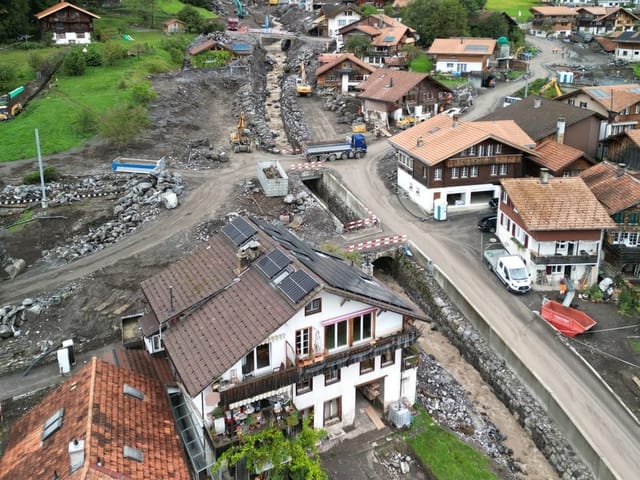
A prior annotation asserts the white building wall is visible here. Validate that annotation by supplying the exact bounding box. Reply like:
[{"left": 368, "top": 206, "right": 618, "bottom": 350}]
[
  {"left": 327, "top": 12, "right": 360, "bottom": 38},
  {"left": 53, "top": 32, "right": 93, "bottom": 45},
  {"left": 434, "top": 59, "right": 483, "bottom": 74},
  {"left": 615, "top": 46, "right": 640, "bottom": 62}
]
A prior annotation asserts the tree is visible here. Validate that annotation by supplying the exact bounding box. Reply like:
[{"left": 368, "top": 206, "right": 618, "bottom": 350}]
[
  {"left": 0, "top": 0, "right": 32, "bottom": 44},
  {"left": 471, "top": 12, "right": 509, "bottom": 39},
  {"left": 178, "top": 5, "right": 205, "bottom": 33},
  {"left": 126, "top": 0, "right": 158, "bottom": 28},
  {"left": 402, "top": 0, "right": 469, "bottom": 46},
  {"left": 361, "top": 5, "right": 378, "bottom": 17},
  {"left": 98, "top": 104, "right": 149, "bottom": 147},
  {"left": 212, "top": 420, "right": 327, "bottom": 480},
  {"left": 344, "top": 34, "right": 371, "bottom": 58}
]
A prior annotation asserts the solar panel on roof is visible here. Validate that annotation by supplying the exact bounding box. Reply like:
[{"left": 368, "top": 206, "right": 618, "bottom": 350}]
[
  {"left": 256, "top": 248, "right": 291, "bottom": 279},
  {"left": 223, "top": 217, "right": 257, "bottom": 246},
  {"left": 277, "top": 270, "right": 318, "bottom": 303},
  {"left": 383, "top": 36, "right": 394, "bottom": 42},
  {"left": 590, "top": 88, "right": 608, "bottom": 98},
  {"left": 464, "top": 44, "right": 488, "bottom": 52},
  {"left": 629, "top": 87, "right": 640, "bottom": 94}
]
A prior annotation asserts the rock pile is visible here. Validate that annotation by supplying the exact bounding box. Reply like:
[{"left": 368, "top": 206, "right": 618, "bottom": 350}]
[{"left": 43, "top": 171, "right": 184, "bottom": 262}]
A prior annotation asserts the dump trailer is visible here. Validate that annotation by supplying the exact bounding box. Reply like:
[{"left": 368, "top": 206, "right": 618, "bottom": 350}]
[
  {"left": 483, "top": 245, "right": 532, "bottom": 293},
  {"left": 112, "top": 156, "right": 165, "bottom": 174},
  {"left": 304, "top": 134, "right": 367, "bottom": 161}
]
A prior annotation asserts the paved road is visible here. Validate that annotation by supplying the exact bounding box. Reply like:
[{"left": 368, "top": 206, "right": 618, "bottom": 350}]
[{"left": 334, "top": 140, "right": 640, "bottom": 480}]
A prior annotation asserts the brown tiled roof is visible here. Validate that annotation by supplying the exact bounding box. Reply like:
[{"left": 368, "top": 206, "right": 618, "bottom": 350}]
[
  {"left": 357, "top": 69, "right": 428, "bottom": 102},
  {"left": 316, "top": 53, "right": 376, "bottom": 77},
  {"left": 163, "top": 18, "right": 185, "bottom": 26},
  {"left": 388, "top": 115, "right": 536, "bottom": 166},
  {"left": 576, "top": 6, "right": 607, "bottom": 15},
  {"left": 341, "top": 24, "right": 379, "bottom": 37},
  {"left": 530, "top": 6, "right": 576, "bottom": 16},
  {"left": 35, "top": 1, "right": 100, "bottom": 20},
  {"left": 534, "top": 139, "right": 584, "bottom": 172},
  {"left": 0, "top": 358, "right": 189, "bottom": 480},
  {"left": 479, "top": 95, "right": 604, "bottom": 141},
  {"left": 567, "top": 84, "right": 640, "bottom": 112},
  {"left": 371, "top": 26, "right": 408, "bottom": 47},
  {"left": 500, "top": 177, "right": 614, "bottom": 231},
  {"left": 594, "top": 35, "right": 617, "bottom": 53},
  {"left": 109, "top": 348, "right": 176, "bottom": 386},
  {"left": 428, "top": 37, "right": 496, "bottom": 56},
  {"left": 188, "top": 39, "right": 216, "bottom": 56},
  {"left": 580, "top": 161, "right": 640, "bottom": 214}
]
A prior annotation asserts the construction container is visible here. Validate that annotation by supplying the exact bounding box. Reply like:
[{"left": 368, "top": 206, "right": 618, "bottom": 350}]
[
  {"left": 388, "top": 402, "right": 412, "bottom": 428},
  {"left": 257, "top": 160, "right": 288, "bottom": 197}
]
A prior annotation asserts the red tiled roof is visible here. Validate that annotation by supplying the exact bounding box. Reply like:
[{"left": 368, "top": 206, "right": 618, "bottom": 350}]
[
  {"left": 428, "top": 37, "right": 496, "bottom": 56},
  {"left": 576, "top": 84, "right": 640, "bottom": 112},
  {"left": 500, "top": 177, "right": 614, "bottom": 231},
  {"left": 109, "top": 348, "right": 176, "bottom": 386},
  {"left": 534, "top": 139, "right": 584, "bottom": 173},
  {"left": 35, "top": 1, "right": 100, "bottom": 20},
  {"left": 389, "top": 115, "right": 536, "bottom": 166},
  {"left": 358, "top": 69, "right": 429, "bottom": 102},
  {"left": 580, "top": 161, "right": 640, "bottom": 214},
  {"left": 530, "top": 6, "right": 576, "bottom": 16},
  {"left": 0, "top": 358, "right": 189, "bottom": 480}
]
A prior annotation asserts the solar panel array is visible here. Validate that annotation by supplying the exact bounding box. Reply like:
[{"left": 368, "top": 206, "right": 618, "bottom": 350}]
[
  {"left": 383, "top": 35, "right": 395, "bottom": 42},
  {"left": 256, "top": 248, "right": 291, "bottom": 279},
  {"left": 277, "top": 269, "right": 318, "bottom": 303},
  {"left": 223, "top": 217, "right": 257, "bottom": 246},
  {"left": 630, "top": 87, "right": 640, "bottom": 94},
  {"left": 590, "top": 88, "right": 608, "bottom": 98},
  {"left": 464, "top": 44, "right": 488, "bottom": 52}
]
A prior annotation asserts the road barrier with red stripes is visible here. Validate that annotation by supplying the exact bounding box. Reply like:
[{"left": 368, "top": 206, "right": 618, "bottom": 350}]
[{"left": 345, "top": 234, "right": 407, "bottom": 252}]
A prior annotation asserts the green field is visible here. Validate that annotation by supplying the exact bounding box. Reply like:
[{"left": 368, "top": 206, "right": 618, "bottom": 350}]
[
  {"left": 405, "top": 409, "right": 498, "bottom": 480},
  {"left": 0, "top": 0, "right": 211, "bottom": 162},
  {"left": 486, "top": 0, "right": 539, "bottom": 20}
]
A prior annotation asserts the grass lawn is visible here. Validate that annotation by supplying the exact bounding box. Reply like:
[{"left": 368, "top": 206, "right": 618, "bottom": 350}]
[
  {"left": 410, "top": 54, "right": 432, "bottom": 73},
  {"left": 486, "top": 0, "right": 538, "bottom": 20},
  {"left": 404, "top": 409, "right": 498, "bottom": 480}
]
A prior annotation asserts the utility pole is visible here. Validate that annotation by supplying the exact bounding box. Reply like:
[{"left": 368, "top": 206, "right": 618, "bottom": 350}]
[{"left": 35, "top": 129, "right": 48, "bottom": 209}]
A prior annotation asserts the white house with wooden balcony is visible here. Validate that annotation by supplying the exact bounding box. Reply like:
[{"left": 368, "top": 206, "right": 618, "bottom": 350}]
[
  {"left": 497, "top": 173, "right": 615, "bottom": 290},
  {"left": 139, "top": 216, "right": 424, "bottom": 448}
]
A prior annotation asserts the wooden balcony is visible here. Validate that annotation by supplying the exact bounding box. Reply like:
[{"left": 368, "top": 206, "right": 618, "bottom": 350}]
[
  {"left": 529, "top": 251, "right": 598, "bottom": 265},
  {"left": 604, "top": 242, "right": 640, "bottom": 265}
]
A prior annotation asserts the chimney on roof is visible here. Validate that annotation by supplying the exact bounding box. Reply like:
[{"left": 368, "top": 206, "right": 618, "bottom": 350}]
[
  {"left": 460, "top": 37, "right": 464, "bottom": 44},
  {"left": 386, "top": 78, "right": 393, "bottom": 88},
  {"left": 452, "top": 114, "right": 460, "bottom": 127},
  {"left": 556, "top": 116, "right": 566, "bottom": 144},
  {"left": 236, "top": 240, "right": 261, "bottom": 273},
  {"left": 617, "top": 163, "right": 627, "bottom": 177},
  {"left": 69, "top": 438, "right": 85, "bottom": 473},
  {"left": 534, "top": 97, "right": 542, "bottom": 108},
  {"left": 540, "top": 167, "right": 550, "bottom": 184},
  {"left": 416, "top": 135, "right": 423, "bottom": 147}
]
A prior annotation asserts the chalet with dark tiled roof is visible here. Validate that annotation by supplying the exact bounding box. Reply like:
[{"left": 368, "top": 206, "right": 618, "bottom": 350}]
[
  {"left": 0, "top": 357, "right": 191, "bottom": 480},
  {"left": 316, "top": 53, "right": 377, "bottom": 94},
  {"left": 480, "top": 95, "right": 605, "bottom": 159},
  {"left": 388, "top": 114, "right": 537, "bottom": 213},
  {"left": 427, "top": 37, "right": 497, "bottom": 74},
  {"left": 611, "top": 31, "right": 640, "bottom": 63},
  {"left": 356, "top": 69, "right": 453, "bottom": 127},
  {"left": 35, "top": 1, "right": 100, "bottom": 45},
  {"left": 498, "top": 175, "right": 614, "bottom": 289},
  {"left": 307, "top": 4, "right": 361, "bottom": 41},
  {"left": 337, "top": 14, "right": 417, "bottom": 67},
  {"left": 581, "top": 161, "right": 640, "bottom": 278},
  {"left": 574, "top": 6, "right": 638, "bottom": 35},
  {"left": 139, "top": 216, "right": 425, "bottom": 449}
]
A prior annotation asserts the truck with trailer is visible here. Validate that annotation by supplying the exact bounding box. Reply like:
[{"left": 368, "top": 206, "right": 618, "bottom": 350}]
[
  {"left": 303, "top": 134, "right": 367, "bottom": 162},
  {"left": 484, "top": 244, "right": 532, "bottom": 293}
]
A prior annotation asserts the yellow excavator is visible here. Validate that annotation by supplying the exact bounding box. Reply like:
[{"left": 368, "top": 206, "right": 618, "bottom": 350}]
[
  {"left": 230, "top": 112, "right": 252, "bottom": 153},
  {"left": 539, "top": 78, "right": 562, "bottom": 98},
  {"left": 0, "top": 86, "right": 24, "bottom": 121},
  {"left": 295, "top": 63, "right": 312, "bottom": 97}
]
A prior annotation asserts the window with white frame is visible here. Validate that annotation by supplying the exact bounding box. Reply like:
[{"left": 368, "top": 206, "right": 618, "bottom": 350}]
[
  {"left": 486, "top": 144, "right": 494, "bottom": 156},
  {"left": 305, "top": 298, "right": 321, "bottom": 315},
  {"left": 469, "top": 145, "right": 476, "bottom": 155},
  {"left": 635, "top": 105, "right": 640, "bottom": 114},
  {"left": 501, "top": 190, "right": 508, "bottom": 203},
  {"left": 381, "top": 349, "right": 395, "bottom": 366},
  {"left": 630, "top": 232, "right": 639, "bottom": 246},
  {"left": 477, "top": 144, "right": 485, "bottom": 156},
  {"left": 295, "top": 328, "right": 311, "bottom": 357},
  {"left": 451, "top": 167, "right": 459, "bottom": 179},
  {"left": 422, "top": 165, "right": 427, "bottom": 179},
  {"left": 324, "top": 368, "right": 340, "bottom": 385},
  {"left": 499, "top": 164, "right": 508, "bottom": 175},
  {"left": 548, "top": 265, "right": 563, "bottom": 274},
  {"left": 325, "top": 321, "right": 348, "bottom": 350},
  {"left": 338, "top": 19, "right": 347, "bottom": 26},
  {"left": 296, "top": 377, "right": 312, "bottom": 395},
  {"left": 433, "top": 167, "right": 443, "bottom": 181},
  {"left": 470, "top": 165, "right": 478, "bottom": 177},
  {"left": 490, "top": 164, "right": 498, "bottom": 176},
  {"left": 397, "top": 151, "right": 413, "bottom": 171},
  {"left": 495, "top": 143, "right": 502, "bottom": 154},
  {"left": 460, "top": 166, "right": 468, "bottom": 178},
  {"left": 352, "top": 312, "right": 372, "bottom": 343},
  {"left": 242, "top": 343, "right": 270, "bottom": 375}
]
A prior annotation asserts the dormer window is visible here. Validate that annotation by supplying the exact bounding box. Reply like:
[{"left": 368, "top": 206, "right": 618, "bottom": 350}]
[
  {"left": 123, "top": 384, "right": 145, "bottom": 401},
  {"left": 42, "top": 408, "right": 64, "bottom": 441},
  {"left": 123, "top": 445, "right": 143, "bottom": 462},
  {"left": 305, "top": 298, "right": 322, "bottom": 315}
]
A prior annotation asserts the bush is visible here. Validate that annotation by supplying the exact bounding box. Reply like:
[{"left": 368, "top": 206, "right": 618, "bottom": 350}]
[
  {"left": 63, "top": 48, "right": 87, "bottom": 76},
  {"left": 103, "top": 41, "right": 127, "bottom": 66},
  {"left": 98, "top": 104, "right": 149, "bottom": 146},
  {"left": 130, "top": 80, "right": 157, "bottom": 106},
  {"left": 146, "top": 58, "right": 173, "bottom": 74},
  {"left": 23, "top": 166, "right": 60, "bottom": 185},
  {"left": 0, "top": 64, "right": 16, "bottom": 92},
  {"left": 84, "top": 46, "right": 103, "bottom": 67},
  {"left": 73, "top": 108, "right": 98, "bottom": 135}
]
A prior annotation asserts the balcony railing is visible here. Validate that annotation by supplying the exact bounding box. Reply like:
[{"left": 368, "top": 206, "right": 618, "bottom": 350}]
[
  {"left": 529, "top": 252, "right": 598, "bottom": 265},
  {"left": 218, "top": 325, "right": 419, "bottom": 406}
]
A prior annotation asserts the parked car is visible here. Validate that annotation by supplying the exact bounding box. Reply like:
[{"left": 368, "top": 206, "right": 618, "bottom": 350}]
[
  {"left": 489, "top": 197, "right": 498, "bottom": 210},
  {"left": 478, "top": 214, "right": 497, "bottom": 233},
  {"left": 442, "top": 107, "right": 464, "bottom": 117}
]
